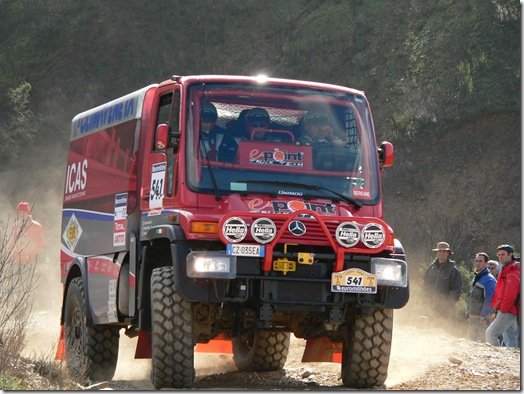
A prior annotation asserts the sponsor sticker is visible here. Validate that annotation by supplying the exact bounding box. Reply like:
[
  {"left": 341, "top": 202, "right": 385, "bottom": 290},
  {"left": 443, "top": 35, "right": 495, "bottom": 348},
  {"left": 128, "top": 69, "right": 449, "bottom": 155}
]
[
  {"left": 222, "top": 217, "right": 248, "bottom": 243},
  {"left": 113, "top": 192, "right": 127, "bottom": 247},
  {"left": 361, "top": 223, "right": 385, "bottom": 248},
  {"left": 108, "top": 279, "right": 118, "bottom": 321},
  {"left": 353, "top": 188, "right": 371, "bottom": 198},
  {"left": 249, "top": 148, "right": 305, "bottom": 167},
  {"left": 250, "top": 218, "right": 277, "bottom": 244},
  {"left": 331, "top": 268, "right": 378, "bottom": 294},
  {"left": 335, "top": 222, "right": 360, "bottom": 248},
  {"left": 63, "top": 213, "right": 83, "bottom": 251}
]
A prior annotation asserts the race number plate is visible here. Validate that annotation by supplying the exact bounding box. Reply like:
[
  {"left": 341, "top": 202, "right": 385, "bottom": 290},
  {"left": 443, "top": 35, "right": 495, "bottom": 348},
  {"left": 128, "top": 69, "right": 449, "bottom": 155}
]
[
  {"left": 226, "top": 243, "right": 265, "bottom": 257},
  {"left": 331, "top": 268, "right": 377, "bottom": 294}
]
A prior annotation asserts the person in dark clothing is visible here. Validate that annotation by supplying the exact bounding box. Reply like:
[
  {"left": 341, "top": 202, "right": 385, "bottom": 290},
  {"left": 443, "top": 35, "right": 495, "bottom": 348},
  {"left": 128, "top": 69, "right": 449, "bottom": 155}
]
[
  {"left": 423, "top": 241, "right": 463, "bottom": 319},
  {"left": 218, "top": 108, "right": 272, "bottom": 162},
  {"left": 466, "top": 252, "right": 497, "bottom": 342},
  {"left": 199, "top": 101, "right": 228, "bottom": 161}
]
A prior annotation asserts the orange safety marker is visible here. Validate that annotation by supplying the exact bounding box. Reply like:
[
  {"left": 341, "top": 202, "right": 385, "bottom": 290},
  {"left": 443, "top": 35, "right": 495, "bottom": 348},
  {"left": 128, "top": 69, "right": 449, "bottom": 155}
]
[
  {"left": 55, "top": 325, "right": 65, "bottom": 360},
  {"left": 301, "top": 336, "right": 342, "bottom": 363},
  {"left": 195, "top": 333, "right": 233, "bottom": 353}
]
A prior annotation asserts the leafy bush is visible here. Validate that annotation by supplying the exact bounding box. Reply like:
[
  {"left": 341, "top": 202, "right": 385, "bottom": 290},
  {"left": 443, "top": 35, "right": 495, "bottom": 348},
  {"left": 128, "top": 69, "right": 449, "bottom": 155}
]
[
  {"left": 455, "top": 262, "right": 475, "bottom": 321},
  {"left": 0, "top": 372, "right": 30, "bottom": 390}
]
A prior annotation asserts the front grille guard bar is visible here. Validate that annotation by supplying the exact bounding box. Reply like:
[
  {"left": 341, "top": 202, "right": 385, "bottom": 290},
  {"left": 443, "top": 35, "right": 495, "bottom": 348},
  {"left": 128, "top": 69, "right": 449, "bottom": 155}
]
[{"left": 218, "top": 209, "right": 393, "bottom": 273}]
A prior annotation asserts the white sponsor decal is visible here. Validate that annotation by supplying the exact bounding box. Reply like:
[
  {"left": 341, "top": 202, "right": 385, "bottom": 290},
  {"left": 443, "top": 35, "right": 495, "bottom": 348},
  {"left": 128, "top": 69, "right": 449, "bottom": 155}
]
[
  {"left": 149, "top": 162, "right": 166, "bottom": 209},
  {"left": 113, "top": 192, "right": 127, "bottom": 247},
  {"left": 107, "top": 279, "right": 118, "bottom": 321},
  {"left": 64, "top": 159, "right": 88, "bottom": 201}
]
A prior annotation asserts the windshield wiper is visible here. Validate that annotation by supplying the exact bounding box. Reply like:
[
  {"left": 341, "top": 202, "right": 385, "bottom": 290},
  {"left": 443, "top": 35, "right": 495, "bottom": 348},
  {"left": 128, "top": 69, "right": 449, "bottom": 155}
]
[
  {"left": 199, "top": 135, "right": 221, "bottom": 201},
  {"left": 237, "top": 180, "right": 362, "bottom": 208}
]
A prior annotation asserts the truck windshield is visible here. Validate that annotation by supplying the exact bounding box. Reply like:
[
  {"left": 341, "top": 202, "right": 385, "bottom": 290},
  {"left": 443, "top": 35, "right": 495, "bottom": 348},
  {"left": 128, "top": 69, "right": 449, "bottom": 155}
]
[{"left": 185, "top": 82, "right": 380, "bottom": 205}]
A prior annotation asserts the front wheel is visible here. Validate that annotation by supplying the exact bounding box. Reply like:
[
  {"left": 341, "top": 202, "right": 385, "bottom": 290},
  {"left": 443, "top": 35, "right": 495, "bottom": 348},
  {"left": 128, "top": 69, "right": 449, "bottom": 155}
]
[
  {"left": 232, "top": 330, "right": 290, "bottom": 371},
  {"left": 64, "top": 277, "right": 119, "bottom": 384},
  {"left": 150, "top": 266, "right": 194, "bottom": 389},
  {"left": 341, "top": 308, "right": 393, "bottom": 388}
]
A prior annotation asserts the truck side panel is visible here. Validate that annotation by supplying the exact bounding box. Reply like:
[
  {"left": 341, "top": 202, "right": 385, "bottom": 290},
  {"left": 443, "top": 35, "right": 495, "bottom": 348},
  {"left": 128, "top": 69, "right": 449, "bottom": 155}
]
[{"left": 61, "top": 87, "right": 153, "bottom": 282}]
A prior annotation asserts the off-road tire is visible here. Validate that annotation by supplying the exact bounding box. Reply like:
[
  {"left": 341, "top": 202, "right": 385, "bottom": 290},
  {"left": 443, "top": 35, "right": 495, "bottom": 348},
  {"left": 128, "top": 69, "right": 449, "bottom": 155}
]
[
  {"left": 341, "top": 308, "right": 393, "bottom": 388},
  {"left": 64, "top": 277, "right": 119, "bottom": 384},
  {"left": 150, "top": 266, "right": 194, "bottom": 389},
  {"left": 232, "top": 330, "right": 290, "bottom": 371}
]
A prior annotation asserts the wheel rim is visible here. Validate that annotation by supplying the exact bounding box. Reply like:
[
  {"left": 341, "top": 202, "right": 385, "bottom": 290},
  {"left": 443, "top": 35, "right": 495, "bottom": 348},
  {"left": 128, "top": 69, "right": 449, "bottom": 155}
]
[
  {"left": 239, "top": 332, "right": 255, "bottom": 352},
  {"left": 66, "top": 303, "right": 85, "bottom": 375}
]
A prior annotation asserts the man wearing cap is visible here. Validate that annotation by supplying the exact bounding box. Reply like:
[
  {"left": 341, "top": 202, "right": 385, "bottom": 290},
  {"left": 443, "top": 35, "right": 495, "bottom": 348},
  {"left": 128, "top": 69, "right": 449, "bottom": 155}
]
[
  {"left": 466, "top": 252, "right": 497, "bottom": 342},
  {"left": 485, "top": 244, "right": 520, "bottom": 348},
  {"left": 423, "top": 241, "right": 463, "bottom": 319},
  {"left": 13, "top": 201, "right": 45, "bottom": 264}
]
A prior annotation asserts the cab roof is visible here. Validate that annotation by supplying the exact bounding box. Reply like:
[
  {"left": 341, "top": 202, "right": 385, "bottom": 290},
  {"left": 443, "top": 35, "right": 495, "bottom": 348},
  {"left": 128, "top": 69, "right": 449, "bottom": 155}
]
[{"left": 160, "top": 75, "right": 366, "bottom": 97}]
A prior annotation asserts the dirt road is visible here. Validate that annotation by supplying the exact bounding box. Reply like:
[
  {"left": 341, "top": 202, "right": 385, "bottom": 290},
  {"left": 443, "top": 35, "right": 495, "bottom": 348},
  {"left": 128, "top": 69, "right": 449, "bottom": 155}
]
[{"left": 23, "top": 306, "right": 520, "bottom": 390}]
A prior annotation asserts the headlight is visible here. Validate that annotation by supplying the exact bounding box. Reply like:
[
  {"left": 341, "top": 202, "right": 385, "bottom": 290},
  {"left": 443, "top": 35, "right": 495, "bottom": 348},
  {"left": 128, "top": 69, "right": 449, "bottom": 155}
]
[
  {"left": 370, "top": 258, "right": 407, "bottom": 287},
  {"left": 187, "top": 251, "right": 237, "bottom": 279}
]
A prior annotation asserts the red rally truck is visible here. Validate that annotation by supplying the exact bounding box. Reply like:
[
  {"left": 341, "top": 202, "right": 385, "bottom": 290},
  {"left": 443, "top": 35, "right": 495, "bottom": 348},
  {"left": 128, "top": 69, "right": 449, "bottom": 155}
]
[{"left": 57, "top": 75, "right": 409, "bottom": 389}]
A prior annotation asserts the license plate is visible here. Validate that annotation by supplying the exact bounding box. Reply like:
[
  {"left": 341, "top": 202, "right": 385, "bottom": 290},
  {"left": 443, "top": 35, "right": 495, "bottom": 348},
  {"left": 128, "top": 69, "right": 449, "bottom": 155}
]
[
  {"left": 331, "top": 268, "right": 377, "bottom": 294},
  {"left": 226, "top": 244, "right": 265, "bottom": 257}
]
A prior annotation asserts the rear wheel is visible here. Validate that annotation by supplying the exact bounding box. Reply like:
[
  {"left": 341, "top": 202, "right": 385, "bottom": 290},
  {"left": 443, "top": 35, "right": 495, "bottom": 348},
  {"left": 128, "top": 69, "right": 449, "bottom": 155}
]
[
  {"left": 341, "top": 308, "right": 393, "bottom": 388},
  {"left": 232, "top": 330, "right": 290, "bottom": 371},
  {"left": 64, "top": 277, "right": 119, "bottom": 384},
  {"left": 150, "top": 266, "right": 194, "bottom": 389}
]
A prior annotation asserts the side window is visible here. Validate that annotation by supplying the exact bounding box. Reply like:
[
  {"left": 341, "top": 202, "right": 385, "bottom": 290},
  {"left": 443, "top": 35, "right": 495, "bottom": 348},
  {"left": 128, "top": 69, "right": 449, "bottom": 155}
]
[
  {"left": 154, "top": 90, "right": 180, "bottom": 195},
  {"left": 154, "top": 93, "right": 174, "bottom": 151}
]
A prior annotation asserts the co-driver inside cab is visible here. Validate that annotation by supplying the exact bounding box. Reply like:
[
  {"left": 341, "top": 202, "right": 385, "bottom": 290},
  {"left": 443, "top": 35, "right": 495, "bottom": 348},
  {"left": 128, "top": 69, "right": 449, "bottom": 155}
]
[{"left": 297, "top": 110, "right": 354, "bottom": 171}]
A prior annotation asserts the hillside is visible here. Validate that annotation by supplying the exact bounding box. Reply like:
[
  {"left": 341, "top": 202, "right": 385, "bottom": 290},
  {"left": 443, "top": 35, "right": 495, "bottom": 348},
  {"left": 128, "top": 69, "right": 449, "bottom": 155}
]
[{"left": 383, "top": 111, "right": 521, "bottom": 269}]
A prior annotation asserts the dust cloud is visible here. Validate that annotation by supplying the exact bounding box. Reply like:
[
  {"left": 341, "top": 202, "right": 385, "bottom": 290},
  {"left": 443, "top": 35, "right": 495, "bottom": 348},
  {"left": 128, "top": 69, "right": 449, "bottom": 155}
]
[
  {"left": 0, "top": 162, "right": 66, "bottom": 361},
  {"left": 8, "top": 161, "right": 469, "bottom": 387}
]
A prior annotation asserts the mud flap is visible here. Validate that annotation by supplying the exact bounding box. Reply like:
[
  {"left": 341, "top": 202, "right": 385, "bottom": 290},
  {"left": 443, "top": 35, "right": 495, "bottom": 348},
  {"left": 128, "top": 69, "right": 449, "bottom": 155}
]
[
  {"left": 55, "top": 325, "right": 65, "bottom": 361},
  {"left": 135, "top": 330, "right": 152, "bottom": 358},
  {"left": 302, "top": 336, "right": 342, "bottom": 363},
  {"left": 195, "top": 333, "right": 233, "bottom": 354}
]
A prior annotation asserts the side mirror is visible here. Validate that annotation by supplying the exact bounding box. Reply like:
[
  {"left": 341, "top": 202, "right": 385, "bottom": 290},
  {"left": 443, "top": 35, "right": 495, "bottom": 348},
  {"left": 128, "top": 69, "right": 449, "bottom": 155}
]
[
  {"left": 378, "top": 141, "right": 394, "bottom": 168},
  {"left": 155, "top": 124, "right": 170, "bottom": 150}
]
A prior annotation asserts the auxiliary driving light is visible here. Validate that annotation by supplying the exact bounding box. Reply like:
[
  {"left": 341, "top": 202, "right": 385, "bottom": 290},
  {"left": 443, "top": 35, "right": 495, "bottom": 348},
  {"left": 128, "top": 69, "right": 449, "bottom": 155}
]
[
  {"left": 370, "top": 258, "right": 407, "bottom": 287},
  {"left": 186, "top": 251, "right": 236, "bottom": 279}
]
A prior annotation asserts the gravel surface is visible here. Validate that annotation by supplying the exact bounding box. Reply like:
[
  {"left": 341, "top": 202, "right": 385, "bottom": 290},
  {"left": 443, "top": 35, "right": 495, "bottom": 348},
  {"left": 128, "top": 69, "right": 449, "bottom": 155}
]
[{"left": 21, "top": 310, "right": 521, "bottom": 390}]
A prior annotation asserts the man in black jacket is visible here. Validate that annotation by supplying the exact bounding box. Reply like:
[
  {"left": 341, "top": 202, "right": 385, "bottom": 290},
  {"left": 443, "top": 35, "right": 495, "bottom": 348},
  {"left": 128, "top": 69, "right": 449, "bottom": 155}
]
[{"left": 423, "top": 241, "right": 463, "bottom": 319}]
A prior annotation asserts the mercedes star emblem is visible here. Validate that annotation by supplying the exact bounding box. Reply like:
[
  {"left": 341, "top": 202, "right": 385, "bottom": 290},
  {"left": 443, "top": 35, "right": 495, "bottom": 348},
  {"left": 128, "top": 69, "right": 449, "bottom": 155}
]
[{"left": 288, "top": 220, "right": 306, "bottom": 236}]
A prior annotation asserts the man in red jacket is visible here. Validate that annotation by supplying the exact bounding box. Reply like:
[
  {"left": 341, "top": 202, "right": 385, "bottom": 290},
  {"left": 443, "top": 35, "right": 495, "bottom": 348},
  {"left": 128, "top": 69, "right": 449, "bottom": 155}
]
[
  {"left": 485, "top": 244, "right": 520, "bottom": 347},
  {"left": 13, "top": 201, "right": 45, "bottom": 264}
]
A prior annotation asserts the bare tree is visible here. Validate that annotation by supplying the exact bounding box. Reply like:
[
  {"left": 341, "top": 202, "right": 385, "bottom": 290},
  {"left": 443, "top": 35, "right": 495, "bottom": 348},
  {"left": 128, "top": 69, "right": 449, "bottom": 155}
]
[{"left": 0, "top": 216, "right": 37, "bottom": 371}]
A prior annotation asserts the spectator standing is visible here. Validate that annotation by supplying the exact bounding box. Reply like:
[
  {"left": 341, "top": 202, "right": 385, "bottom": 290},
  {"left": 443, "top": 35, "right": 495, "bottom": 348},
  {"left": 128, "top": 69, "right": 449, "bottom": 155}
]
[
  {"left": 13, "top": 201, "right": 45, "bottom": 264},
  {"left": 466, "top": 252, "right": 497, "bottom": 342},
  {"left": 486, "top": 244, "right": 520, "bottom": 348},
  {"left": 423, "top": 241, "right": 463, "bottom": 320},
  {"left": 487, "top": 259, "right": 501, "bottom": 278}
]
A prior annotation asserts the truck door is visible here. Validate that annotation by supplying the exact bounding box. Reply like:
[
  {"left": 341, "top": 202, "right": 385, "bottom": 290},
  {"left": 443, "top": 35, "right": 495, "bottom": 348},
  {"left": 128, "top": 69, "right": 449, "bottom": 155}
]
[{"left": 142, "top": 88, "right": 181, "bottom": 212}]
